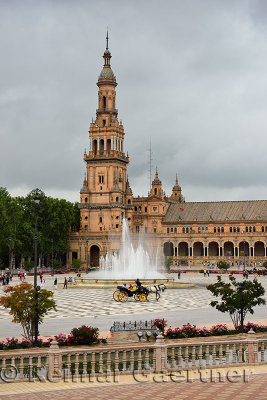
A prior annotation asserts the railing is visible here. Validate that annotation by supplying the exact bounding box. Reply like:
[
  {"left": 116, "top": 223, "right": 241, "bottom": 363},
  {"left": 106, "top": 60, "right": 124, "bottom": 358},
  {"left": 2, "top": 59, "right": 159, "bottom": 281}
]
[{"left": 0, "top": 332, "right": 266, "bottom": 383}]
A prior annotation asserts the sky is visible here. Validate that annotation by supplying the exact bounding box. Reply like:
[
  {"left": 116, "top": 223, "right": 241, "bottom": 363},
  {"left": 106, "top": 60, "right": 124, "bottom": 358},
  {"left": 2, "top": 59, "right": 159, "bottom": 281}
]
[{"left": 1, "top": 0, "right": 267, "bottom": 203}]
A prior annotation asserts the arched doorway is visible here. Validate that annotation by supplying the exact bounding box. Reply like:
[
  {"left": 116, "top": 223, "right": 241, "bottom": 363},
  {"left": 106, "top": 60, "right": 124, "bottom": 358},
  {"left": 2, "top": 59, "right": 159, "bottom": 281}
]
[
  {"left": 224, "top": 241, "right": 234, "bottom": 257},
  {"left": 254, "top": 241, "right": 264, "bottom": 257},
  {"left": 239, "top": 241, "right": 249, "bottom": 257},
  {"left": 209, "top": 242, "right": 219, "bottom": 257},
  {"left": 163, "top": 242, "right": 174, "bottom": 257},
  {"left": 193, "top": 242, "right": 204, "bottom": 256},
  {"left": 107, "top": 139, "right": 111, "bottom": 153},
  {"left": 178, "top": 242, "right": 188, "bottom": 256},
  {"left": 90, "top": 245, "right": 100, "bottom": 267}
]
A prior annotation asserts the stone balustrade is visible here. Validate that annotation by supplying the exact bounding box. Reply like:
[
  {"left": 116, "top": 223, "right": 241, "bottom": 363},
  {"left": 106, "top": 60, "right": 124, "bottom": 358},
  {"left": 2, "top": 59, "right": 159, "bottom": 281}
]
[{"left": 0, "top": 332, "right": 266, "bottom": 383}]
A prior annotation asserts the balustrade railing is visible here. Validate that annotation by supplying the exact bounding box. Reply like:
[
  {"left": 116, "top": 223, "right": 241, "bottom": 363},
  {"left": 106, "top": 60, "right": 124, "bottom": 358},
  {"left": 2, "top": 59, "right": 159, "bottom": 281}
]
[{"left": 0, "top": 333, "right": 266, "bottom": 383}]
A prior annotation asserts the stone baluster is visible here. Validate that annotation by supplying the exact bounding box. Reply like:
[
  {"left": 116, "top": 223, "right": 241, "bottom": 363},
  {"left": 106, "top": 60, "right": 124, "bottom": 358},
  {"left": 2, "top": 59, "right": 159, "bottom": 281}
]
[
  {"left": 199, "top": 345, "right": 203, "bottom": 368},
  {"left": 226, "top": 344, "right": 230, "bottom": 365},
  {"left": 191, "top": 346, "right": 196, "bottom": 367},
  {"left": 219, "top": 344, "right": 223, "bottom": 365},
  {"left": 99, "top": 352, "right": 103, "bottom": 374},
  {"left": 211, "top": 345, "right": 216, "bottom": 366},
  {"left": 232, "top": 344, "right": 236, "bottom": 364},
  {"left": 205, "top": 345, "right": 210, "bottom": 367},
  {"left": 145, "top": 348, "right": 150, "bottom": 370},
  {"left": 114, "top": 350, "right": 119, "bottom": 374},
  {"left": 170, "top": 347, "right": 175, "bottom": 369},
  {"left": 178, "top": 347, "right": 182, "bottom": 368},
  {"left": 107, "top": 351, "right": 112, "bottom": 374},
  {"left": 137, "top": 349, "right": 142, "bottom": 371},
  {"left": 184, "top": 346, "right": 189, "bottom": 368},
  {"left": 91, "top": 353, "right": 95, "bottom": 378},
  {"left": 130, "top": 349, "right": 134, "bottom": 372}
]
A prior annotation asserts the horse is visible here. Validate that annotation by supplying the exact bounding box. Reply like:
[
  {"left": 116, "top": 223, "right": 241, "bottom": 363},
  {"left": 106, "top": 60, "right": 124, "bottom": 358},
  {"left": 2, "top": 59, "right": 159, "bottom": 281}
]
[{"left": 145, "top": 284, "right": 166, "bottom": 301}]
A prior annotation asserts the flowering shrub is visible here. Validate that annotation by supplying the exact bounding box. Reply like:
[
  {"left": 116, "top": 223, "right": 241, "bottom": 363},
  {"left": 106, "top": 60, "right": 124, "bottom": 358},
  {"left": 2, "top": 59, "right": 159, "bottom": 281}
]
[
  {"left": 152, "top": 319, "right": 168, "bottom": 333},
  {"left": 165, "top": 322, "right": 267, "bottom": 339},
  {"left": 209, "top": 324, "right": 229, "bottom": 336},
  {"left": 69, "top": 325, "right": 100, "bottom": 346}
]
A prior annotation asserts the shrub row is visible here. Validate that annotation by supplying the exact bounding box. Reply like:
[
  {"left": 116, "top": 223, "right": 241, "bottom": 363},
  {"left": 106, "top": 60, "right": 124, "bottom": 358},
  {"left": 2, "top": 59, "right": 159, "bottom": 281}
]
[
  {"left": 0, "top": 325, "right": 105, "bottom": 350},
  {"left": 165, "top": 322, "right": 267, "bottom": 339}
]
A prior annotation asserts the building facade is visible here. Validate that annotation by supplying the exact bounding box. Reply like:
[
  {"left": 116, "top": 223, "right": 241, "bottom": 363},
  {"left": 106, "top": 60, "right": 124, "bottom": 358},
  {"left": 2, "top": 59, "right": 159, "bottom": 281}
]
[{"left": 68, "top": 40, "right": 267, "bottom": 268}]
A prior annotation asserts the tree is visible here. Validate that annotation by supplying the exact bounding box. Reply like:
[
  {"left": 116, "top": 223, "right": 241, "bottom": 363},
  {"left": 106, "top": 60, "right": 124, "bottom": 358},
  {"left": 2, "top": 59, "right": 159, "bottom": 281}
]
[
  {"left": 72, "top": 258, "right": 82, "bottom": 270},
  {"left": 263, "top": 261, "right": 267, "bottom": 270},
  {"left": 24, "top": 260, "right": 34, "bottom": 272},
  {"left": 0, "top": 283, "right": 56, "bottom": 340},
  {"left": 207, "top": 275, "right": 265, "bottom": 330},
  {"left": 217, "top": 261, "right": 230, "bottom": 273}
]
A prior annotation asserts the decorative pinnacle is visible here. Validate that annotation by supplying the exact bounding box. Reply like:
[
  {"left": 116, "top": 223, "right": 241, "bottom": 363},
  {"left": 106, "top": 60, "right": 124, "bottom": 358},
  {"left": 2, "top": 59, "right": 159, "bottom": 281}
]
[
  {"left": 106, "top": 28, "right": 109, "bottom": 50},
  {"left": 176, "top": 173, "right": 178, "bottom": 184}
]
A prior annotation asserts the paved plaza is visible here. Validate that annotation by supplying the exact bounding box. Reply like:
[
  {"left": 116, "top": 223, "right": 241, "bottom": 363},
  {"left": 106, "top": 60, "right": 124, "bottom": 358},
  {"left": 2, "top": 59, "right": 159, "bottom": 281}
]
[{"left": 0, "top": 273, "right": 267, "bottom": 337}]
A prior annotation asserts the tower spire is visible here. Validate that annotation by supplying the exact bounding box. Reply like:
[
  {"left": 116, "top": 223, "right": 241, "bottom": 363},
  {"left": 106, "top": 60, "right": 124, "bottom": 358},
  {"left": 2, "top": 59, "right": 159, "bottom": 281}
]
[{"left": 106, "top": 28, "right": 109, "bottom": 50}]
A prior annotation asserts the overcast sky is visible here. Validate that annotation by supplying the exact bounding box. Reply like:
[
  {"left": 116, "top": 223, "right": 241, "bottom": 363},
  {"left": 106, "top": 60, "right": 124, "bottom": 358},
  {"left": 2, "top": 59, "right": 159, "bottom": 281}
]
[{"left": 1, "top": 0, "right": 267, "bottom": 203}]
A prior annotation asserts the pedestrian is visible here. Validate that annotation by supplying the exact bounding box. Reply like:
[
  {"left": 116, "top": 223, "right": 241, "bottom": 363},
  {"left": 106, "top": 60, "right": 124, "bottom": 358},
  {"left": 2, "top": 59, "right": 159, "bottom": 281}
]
[
  {"left": 41, "top": 278, "right": 45, "bottom": 289},
  {"left": 204, "top": 269, "right": 206, "bottom": 277},
  {"left": 178, "top": 270, "right": 181, "bottom": 279},
  {"left": 63, "top": 277, "right": 68, "bottom": 289},
  {"left": 207, "top": 270, "right": 210, "bottom": 277},
  {"left": 54, "top": 277, "right": 58, "bottom": 290}
]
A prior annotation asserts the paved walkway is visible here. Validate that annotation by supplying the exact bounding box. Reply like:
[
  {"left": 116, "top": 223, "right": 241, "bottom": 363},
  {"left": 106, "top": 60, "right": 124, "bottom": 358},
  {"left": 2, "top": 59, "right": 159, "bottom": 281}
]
[{"left": 0, "top": 371, "right": 267, "bottom": 399}]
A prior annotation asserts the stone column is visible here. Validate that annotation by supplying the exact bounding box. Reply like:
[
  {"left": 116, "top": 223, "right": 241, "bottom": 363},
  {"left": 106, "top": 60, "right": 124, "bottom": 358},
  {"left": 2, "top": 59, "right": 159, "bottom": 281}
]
[
  {"left": 206, "top": 247, "right": 209, "bottom": 257},
  {"left": 111, "top": 136, "right": 114, "bottom": 150},
  {"left": 97, "top": 136, "right": 100, "bottom": 152},
  {"left": 265, "top": 246, "right": 267, "bottom": 257},
  {"left": 104, "top": 136, "right": 107, "bottom": 151},
  {"left": 154, "top": 333, "right": 166, "bottom": 372},
  {"left": 47, "top": 340, "right": 62, "bottom": 382},
  {"left": 246, "top": 330, "right": 259, "bottom": 365}
]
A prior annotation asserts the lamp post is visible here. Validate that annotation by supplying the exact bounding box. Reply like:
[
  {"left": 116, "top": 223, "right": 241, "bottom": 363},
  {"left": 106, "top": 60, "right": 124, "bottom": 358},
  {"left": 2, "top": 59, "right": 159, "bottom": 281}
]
[
  {"left": 29, "top": 188, "right": 44, "bottom": 346},
  {"left": 243, "top": 241, "right": 246, "bottom": 272},
  {"left": 239, "top": 281, "right": 245, "bottom": 333},
  {"left": 51, "top": 238, "right": 54, "bottom": 276},
  {"left": 8, "top": 236, "right": 11, "bottom": 270},
  {"left": 86, "top": 240, "right": 89, "bottom": 274}
]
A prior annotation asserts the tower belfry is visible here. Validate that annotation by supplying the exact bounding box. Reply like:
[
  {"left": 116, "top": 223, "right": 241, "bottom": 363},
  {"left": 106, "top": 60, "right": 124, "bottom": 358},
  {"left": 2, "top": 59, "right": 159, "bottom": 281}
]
[{"left": 80, "top": 35, "right": 133, "bottom": 237}]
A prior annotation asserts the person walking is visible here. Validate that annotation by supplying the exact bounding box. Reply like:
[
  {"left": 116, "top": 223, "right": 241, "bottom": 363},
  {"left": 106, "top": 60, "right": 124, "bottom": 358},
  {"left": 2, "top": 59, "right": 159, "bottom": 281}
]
[
  {"left": 63, "top": 277, "right": 68, "bottom": 289},
  {"left": 54, "top": 277, "right": 58, "bottom": 290},
  {"left": 178, "top": 270, "right": 181, "bottom": 279},
  {"left": 207, "top": 270, "right": 210, "bottom": 277},
  {"left": 41, "top": 278, "right": 45, "bottom": 289}
]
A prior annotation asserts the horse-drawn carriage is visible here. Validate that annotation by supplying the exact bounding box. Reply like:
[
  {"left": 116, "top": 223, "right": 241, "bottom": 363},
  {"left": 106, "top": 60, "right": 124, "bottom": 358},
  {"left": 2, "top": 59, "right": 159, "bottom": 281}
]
[{"left": 113, "top": 283, "right": 166, "bottom": 303}]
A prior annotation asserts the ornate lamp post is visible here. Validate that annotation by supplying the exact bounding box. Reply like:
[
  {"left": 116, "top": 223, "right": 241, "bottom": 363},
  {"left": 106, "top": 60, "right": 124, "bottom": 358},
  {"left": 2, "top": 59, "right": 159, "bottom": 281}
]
[
  {"left": 51, "top": 238, "right": 54, "bottom": 276},
  {"left": 86, "top": 240, "right": 89, "bottom": 274},
  {"left": 239, "top": 281, "right": 245, "bottom": 333},
  {"left": 29, "top": 188, "right": 45, "bottom": 346},
  {"left": 243, "top": 240, "right": 246, "bottom": 272}
]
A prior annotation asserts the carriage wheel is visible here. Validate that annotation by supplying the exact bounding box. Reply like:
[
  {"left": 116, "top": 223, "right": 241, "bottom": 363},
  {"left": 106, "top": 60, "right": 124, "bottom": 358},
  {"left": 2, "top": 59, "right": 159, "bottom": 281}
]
[
  {"left": 139, "top": 293, "right": 147, "bottom": 302},
  {"left": 119, "top": 292, "right": 128, "bottom": 302},
  {"left": 113, "top": 290, "right": 120, "bottom": 302},
  {"left": 156, "top": 291, "right": 160, "bottom": 301},
  {"left": 134, "top": 293, "right": 140, "bottom": 301}
]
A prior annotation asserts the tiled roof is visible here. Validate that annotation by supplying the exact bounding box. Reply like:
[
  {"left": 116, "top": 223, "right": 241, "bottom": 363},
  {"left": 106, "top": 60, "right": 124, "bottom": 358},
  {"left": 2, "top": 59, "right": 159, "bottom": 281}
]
[{"left": 165, "top": 200, "right": 267, "bottom": 223}]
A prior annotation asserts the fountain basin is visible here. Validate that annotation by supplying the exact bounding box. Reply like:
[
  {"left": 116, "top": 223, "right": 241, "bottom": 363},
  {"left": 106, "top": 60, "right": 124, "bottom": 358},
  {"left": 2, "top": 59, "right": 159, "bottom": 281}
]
[{"left": 59, "top": 277, "right": 194, "bottom": 289}]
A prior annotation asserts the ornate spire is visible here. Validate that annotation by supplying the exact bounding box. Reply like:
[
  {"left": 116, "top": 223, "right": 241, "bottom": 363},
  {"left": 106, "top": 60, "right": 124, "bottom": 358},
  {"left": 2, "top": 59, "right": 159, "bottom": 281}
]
[
  {"left": 106, "top": 28, "right": 109, "bottom": 50},
  {"left": 176, "top": 173, "right": 178, "bottom": 185}
]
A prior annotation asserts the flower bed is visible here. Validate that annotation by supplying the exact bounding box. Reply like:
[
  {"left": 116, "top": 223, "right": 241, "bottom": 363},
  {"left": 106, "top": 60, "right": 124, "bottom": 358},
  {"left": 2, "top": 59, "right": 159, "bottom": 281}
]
[
  {"left": 0, "top": 325, "right": 106, "bottom": 350},
  {"left": 165, "top": 322, "right": 267, "bottom": 339}
]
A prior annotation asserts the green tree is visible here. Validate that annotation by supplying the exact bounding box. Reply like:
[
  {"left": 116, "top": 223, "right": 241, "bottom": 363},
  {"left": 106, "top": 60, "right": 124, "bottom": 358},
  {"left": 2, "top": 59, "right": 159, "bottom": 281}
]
[
  {"left": 207, "top": 275, "right": 265, "bottom": 330},
  {"left": 0, "top": 283, "right": 57, "bottom": 340},
  {"left": 263, "top": 261, "right": 267, "bottom": 270},
  {"left": 217, "top": 261, "right": 230, "bottom": 273},
  {"left": 72, "top": 258, "right": 82, "bottom": 270},
  {"left": 24, "top": 260, "right": 34, "bottom": 272}
]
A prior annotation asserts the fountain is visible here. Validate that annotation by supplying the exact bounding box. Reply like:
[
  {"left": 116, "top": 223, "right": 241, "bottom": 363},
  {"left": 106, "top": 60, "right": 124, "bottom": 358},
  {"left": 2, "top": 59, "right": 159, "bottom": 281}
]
[{"left": 70, "top": 219, "right": 194, "bottom": 289}]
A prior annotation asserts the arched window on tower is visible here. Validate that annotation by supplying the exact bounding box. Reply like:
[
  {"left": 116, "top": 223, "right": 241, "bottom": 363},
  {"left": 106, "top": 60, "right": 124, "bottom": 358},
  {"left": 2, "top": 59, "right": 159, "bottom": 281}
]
[
  {"left": 154, "top": 188, "right": 157, "bottom": 195},
  {"left": 93, "top": 140, "right": 97, "bottom": 154},
  {"left": 107, "top": 139, "right": 111, "bottom": 153},
  {"left": 100, "top": 139, "right": 104, "bottom": 155},
  {"left": 103, "top": 96, "right": 106, "bottom": 109}
]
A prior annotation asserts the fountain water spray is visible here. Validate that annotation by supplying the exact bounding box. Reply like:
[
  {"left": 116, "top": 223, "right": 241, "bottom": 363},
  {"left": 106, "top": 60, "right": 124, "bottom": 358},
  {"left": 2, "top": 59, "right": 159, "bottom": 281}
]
[{"left": 92, "top": 219, "right": 164, "bottom": 279}]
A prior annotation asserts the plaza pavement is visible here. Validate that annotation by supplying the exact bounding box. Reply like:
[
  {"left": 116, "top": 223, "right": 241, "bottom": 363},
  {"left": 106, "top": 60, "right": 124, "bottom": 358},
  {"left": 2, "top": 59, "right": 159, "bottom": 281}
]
[{"left": 0, "top": 273, "right": 266, "bottom": 338}]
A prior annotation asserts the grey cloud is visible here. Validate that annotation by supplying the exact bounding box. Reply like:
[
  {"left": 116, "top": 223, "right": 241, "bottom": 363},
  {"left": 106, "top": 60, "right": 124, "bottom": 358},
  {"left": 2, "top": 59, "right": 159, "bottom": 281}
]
[{"left": 1, "top": 0, "right": 267, "bottom": 202}]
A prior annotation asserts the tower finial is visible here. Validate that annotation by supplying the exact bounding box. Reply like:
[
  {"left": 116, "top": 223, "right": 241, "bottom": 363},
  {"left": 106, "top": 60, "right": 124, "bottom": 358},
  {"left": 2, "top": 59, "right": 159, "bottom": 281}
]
[
  {"left": 106, "top": 28, "right": 109, "bottom": 50},
  {"left": 176, "top": 173, "right": 178, "bottom": 184}
]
